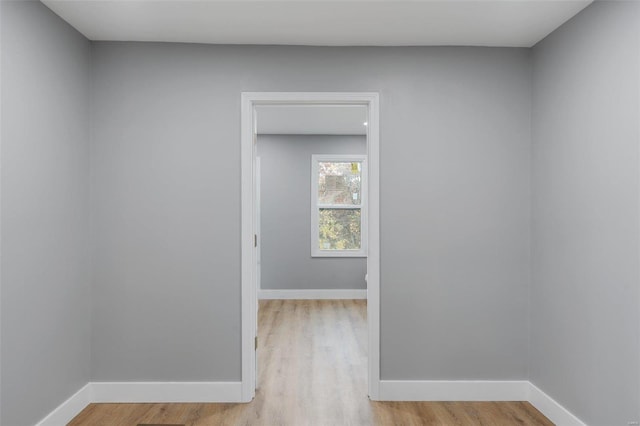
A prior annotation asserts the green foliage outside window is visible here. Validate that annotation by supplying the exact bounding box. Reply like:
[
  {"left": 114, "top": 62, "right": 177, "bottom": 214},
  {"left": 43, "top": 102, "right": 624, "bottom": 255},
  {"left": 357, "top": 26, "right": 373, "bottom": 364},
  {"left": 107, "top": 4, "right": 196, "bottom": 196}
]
[
  {"left": 318, "top": 209, "right": 361, "bottom": 250},
  {"left": 317, "top": 161, "right": 362, "bottom": 250}
]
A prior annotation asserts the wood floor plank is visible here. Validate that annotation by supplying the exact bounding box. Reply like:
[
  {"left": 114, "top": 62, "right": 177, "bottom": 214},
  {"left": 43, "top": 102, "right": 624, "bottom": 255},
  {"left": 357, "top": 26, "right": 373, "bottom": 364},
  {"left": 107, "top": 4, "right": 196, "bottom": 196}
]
[{"left": 69, "top": 300, "right": 552, "bottom": 426}]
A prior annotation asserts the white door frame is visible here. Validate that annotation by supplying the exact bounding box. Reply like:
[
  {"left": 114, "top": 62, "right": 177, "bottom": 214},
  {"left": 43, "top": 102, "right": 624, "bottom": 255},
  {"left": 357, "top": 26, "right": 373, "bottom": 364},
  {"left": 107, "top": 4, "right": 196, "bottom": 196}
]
[{"left": 240, "top": 92, "right": 381, "bottom": 402}]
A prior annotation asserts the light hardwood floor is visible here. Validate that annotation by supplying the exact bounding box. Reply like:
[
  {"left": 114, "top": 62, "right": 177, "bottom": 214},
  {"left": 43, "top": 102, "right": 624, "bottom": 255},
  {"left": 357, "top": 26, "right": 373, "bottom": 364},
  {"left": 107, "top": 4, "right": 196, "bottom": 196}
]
[{"left": 69, "top": 300, "right": 552, "bottom": 425}]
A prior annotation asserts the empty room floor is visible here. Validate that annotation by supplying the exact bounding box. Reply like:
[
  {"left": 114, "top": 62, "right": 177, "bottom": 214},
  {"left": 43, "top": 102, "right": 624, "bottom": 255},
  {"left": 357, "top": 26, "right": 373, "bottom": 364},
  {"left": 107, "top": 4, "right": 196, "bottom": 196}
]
[{"left": 69, "top": 300, "right": 552, "bottom": 425}]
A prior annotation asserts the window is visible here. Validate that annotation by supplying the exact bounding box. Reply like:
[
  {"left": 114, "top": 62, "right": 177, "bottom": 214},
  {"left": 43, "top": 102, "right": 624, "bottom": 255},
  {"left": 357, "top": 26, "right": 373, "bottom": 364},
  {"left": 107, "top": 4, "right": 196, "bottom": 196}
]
[{"left": 311, "top": 154, "right": 367, "bottom": 257}]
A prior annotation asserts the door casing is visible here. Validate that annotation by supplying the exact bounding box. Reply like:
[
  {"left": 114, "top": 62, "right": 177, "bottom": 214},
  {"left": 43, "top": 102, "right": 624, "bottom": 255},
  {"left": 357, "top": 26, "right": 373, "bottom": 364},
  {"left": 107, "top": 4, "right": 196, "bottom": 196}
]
[{"left": 240, "top": 92, "right": 381, "bottom": 401}]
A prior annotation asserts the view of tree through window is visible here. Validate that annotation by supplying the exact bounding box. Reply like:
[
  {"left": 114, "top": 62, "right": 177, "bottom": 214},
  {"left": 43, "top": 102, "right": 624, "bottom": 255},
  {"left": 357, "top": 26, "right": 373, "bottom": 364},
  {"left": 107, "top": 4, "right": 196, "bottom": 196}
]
[
  {"left": 318, "top": 162, "right": 361, "bottom": 205},
  {"left": 315, "top": 160, "right": 363, "bottom": 252},
  {"left": 319, "top": 209, "right": 361, "bottom": 250}
]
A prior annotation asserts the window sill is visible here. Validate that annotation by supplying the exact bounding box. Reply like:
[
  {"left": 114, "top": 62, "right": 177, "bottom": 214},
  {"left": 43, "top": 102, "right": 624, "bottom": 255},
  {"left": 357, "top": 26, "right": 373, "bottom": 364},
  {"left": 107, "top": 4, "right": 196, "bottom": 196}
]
[{"left": 312, "top": 250, "right": 367, "bottom": 258}]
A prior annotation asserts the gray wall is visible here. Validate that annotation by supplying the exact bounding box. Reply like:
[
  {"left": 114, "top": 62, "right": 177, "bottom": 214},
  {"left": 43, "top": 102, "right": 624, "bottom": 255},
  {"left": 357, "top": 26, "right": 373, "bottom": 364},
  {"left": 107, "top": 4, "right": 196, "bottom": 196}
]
[
  {"left": 257, "top": 134, "right": 367, "bottom": 291},
  {"left": 4, "top": 3, "right": 640, "bottom": 424},
  {"left": 0, "top": 2, "right": 92, "bottom": 425},
  {"left": 531, "top": 2, "right": 640, "bottom": 425},
  {"left": 91, "top": 43, "right": 532, "bottom": 381}
]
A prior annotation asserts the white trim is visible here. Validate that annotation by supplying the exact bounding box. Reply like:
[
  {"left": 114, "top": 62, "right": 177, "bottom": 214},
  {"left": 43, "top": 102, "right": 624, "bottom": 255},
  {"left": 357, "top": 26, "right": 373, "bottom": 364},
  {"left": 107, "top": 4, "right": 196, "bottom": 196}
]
[
  {"left": 256, "top": 156, "right": 261, "bottom": 293},
  {"left": 311, "top": 154, "right": 367, "bottom": 258},
  {"left": 91, "top": 381, "right": 242, "bottom": 403},
  {"left": 377, "top": 380, "right": 589, "bottom": 424},
  {"left": 241, "top": 92, "right": 381, "bottom": 402},
  {"left": 637, "top": 20, "right": 640, "bottom": 420},
  {"left": 365, "top": 93, "right": 381, "bottom": 400},
  {"left": 258, "top": 289, "right": 367, "bottom": 300},
  {"left": 34, "top": 384, "right": 92, "bottom": 426},
  {"left": 528, "top": 383, "right": 588, "bottom": 426},
  {"left": 241, "top": 93, "right": 257, "bottom": 402},
  {"left": 33, "top": 380, "right": 584, "bottom": 425},
  {"left": 33, "top": 381, "right": 244, "bottom": 425},
  {"left": 378, "top": 380, "right": 530, "bottom": 402},
  {"left": 0, "top": 3, "right": 3, "bottom": 422}
]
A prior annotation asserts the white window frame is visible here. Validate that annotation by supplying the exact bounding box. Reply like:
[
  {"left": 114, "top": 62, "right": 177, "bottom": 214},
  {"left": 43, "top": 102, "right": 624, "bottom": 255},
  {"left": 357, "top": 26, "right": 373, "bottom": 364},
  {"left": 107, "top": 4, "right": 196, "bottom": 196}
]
[{"left": 311, "top": 154, "right": 368, "bottom": 258}]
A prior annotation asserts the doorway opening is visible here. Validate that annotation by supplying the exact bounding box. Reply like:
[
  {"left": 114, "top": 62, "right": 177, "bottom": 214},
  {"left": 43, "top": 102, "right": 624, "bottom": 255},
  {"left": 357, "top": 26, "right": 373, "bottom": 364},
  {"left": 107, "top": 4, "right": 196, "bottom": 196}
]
[{"left": 240, "top": 93, "right": 380, "bottom": 402}]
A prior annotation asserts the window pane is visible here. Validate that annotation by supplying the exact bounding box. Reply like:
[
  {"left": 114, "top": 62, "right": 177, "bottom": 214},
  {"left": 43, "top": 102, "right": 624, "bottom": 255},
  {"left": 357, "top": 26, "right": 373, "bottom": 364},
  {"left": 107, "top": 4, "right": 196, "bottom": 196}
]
[
  {"left": 318, "top": 209, "right": 361, "bottom": 250},
  {"left": 318, "top": 161, "right": 361, "bottom": 205}
]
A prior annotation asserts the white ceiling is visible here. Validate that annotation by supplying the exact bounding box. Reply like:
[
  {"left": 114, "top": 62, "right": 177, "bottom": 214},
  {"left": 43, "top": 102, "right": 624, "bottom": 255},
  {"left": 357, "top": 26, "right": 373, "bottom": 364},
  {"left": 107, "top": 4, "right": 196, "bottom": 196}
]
[
  {"left": 256, "top": 105, "right": 368, "bottom": 135},
  {"left": 41, "top": 0, "right": 592, "bottom": 48}
]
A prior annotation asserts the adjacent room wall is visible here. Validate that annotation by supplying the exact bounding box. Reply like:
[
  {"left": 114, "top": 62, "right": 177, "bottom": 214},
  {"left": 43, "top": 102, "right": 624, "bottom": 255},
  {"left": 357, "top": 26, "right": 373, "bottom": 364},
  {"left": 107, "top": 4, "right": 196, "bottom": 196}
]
[
  {"left": 91, "top": 44, "right": 531, "bottom": 382},
  {"left": 531, "top": 2, "right": 640, "bottom": 425},
  {"left": 0, "top": 1, "right": 92, "bottom": 425},
  {"left": 257, "top": 134, "right": 367, "bottom": 291}
]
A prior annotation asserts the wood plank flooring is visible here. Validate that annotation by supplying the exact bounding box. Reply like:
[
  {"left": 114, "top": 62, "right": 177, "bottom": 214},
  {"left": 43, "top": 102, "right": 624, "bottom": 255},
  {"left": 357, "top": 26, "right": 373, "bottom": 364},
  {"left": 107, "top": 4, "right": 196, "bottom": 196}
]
[{"left": 69, "top": 300, "right": 553, "bottom": 426}]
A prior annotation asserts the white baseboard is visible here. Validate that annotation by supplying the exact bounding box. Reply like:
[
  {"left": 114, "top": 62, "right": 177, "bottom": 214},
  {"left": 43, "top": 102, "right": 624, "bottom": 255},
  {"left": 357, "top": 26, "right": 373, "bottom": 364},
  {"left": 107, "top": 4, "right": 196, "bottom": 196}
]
[
  {"left": 378, "top": 380, "right": 529, "bottom": 401},
  {"left": 528, "top": 382, "right": 587, "bottom": 426},
  {"left": 258, "top": 289, "right": 367, "bottom": 299},
  {"left": 33, "top": 380, "right": 587, "bottom": 426},
  {"left": 33, "top": 381, "right": 242, "bottom": 425},
  {"left": 378, "top": 380, "right": 588, "bottom": 425},
  {"left": 35, "top": 383, "right": 92, "bottom": 426},
  {"left": 91, "top": 381, "right": 243, "bottom": 403}
]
